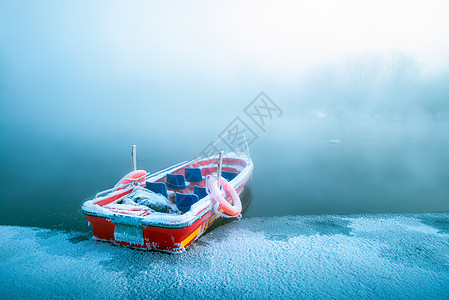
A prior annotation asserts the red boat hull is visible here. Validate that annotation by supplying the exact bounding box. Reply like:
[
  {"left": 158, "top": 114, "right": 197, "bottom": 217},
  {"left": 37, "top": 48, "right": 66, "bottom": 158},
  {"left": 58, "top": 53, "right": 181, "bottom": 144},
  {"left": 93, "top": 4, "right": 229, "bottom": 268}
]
[{"left": 86, "top": 211, "right": 217, "bottom": 253}]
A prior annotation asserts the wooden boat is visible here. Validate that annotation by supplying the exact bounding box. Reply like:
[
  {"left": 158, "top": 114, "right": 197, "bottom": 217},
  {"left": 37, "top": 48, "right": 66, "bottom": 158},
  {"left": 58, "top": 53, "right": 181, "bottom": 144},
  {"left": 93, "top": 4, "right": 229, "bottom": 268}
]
[{"left": 82, "top": 148, "right": 253, "bottom": 253}]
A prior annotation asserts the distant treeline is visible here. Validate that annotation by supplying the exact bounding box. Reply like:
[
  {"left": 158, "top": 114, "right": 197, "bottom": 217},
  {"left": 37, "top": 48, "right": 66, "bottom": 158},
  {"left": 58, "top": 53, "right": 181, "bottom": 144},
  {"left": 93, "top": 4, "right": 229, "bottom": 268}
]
[{"left": 300, "top": 52, "right": 449, "bottom": 118}]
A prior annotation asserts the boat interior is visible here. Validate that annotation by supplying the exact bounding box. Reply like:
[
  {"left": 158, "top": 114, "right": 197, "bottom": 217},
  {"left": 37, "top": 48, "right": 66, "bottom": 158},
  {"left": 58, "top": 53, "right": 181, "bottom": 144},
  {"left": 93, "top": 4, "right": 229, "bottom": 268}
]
[{"left": 102, "top": 157, "right": 248, "bottom": 216}]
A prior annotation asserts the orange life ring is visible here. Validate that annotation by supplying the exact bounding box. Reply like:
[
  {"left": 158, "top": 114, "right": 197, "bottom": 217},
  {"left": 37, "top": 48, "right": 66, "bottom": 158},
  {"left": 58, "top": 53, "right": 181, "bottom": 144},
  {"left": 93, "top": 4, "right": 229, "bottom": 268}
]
[
  {"left": 115, "top": 170, "right": 147, "bottom": 190},
  {"left": 206, "top": 175, "right": 242, "bottom": 217}
]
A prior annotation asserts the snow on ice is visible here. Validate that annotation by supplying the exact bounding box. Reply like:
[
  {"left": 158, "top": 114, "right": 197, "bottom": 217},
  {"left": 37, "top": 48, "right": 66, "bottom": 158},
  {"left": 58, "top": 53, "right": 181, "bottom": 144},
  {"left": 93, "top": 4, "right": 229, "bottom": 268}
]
[{"left": 0, "top": 214, "right": 448, "bottom": 299}]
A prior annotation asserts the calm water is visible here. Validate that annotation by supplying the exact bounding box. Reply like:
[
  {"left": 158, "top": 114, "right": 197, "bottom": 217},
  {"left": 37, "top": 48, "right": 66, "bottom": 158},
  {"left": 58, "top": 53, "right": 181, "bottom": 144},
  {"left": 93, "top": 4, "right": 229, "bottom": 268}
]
[{"left": 1, "top": 114, "right": 448, "bottom": 232}]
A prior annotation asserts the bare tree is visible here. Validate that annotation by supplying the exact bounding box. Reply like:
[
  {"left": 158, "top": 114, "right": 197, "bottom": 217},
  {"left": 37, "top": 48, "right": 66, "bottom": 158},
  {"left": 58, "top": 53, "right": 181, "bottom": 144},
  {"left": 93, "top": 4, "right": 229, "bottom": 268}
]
[{"left": 388, "top": 52, "right": 419, "bottom": 87}]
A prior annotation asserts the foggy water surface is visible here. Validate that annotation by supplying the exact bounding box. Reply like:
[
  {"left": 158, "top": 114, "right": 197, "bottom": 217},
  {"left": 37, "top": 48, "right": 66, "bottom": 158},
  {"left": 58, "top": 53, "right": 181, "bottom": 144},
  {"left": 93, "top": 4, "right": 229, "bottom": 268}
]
[{"left": 1, "top": 113, "right": 448, "bottom": 232}]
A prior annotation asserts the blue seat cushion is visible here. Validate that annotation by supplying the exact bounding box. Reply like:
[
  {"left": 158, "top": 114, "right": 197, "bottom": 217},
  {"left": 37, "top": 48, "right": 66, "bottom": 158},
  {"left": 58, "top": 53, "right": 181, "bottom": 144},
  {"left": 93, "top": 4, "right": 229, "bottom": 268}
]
[
  {"left": 145, "top": 181, "right": 168, "bottom": 198},
  {"left": 193, "top": 185, "right": 208, "bottom": 200},
  {"left": 185, "top": 167, "right": 204, "bottom": 182},
  {"left": 175, "top": 192, "right": 199, "bottom": 213},
  {"left": 221, "top": 170, "right": 238, "bottom": 181},
  {"left": 166, "top": 174, "right": 190, "bottom": 190}
]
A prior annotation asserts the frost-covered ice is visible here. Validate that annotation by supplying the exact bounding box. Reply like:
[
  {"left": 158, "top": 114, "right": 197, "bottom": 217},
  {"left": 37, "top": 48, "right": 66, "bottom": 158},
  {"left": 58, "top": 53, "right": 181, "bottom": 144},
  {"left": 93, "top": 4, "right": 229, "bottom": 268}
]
[{"left": 1, "top": 214, "right": 448, "bottom": 299}]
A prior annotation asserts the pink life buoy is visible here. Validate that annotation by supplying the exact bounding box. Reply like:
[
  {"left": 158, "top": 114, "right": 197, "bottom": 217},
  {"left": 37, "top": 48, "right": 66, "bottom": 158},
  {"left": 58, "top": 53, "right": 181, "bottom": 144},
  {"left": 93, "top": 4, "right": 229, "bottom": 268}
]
[
  {"left": 206, "top": 175, "right": 242, "bottom": 216},
  {"left": 114, "top": 170, "right": 147, "bottom": 190}
]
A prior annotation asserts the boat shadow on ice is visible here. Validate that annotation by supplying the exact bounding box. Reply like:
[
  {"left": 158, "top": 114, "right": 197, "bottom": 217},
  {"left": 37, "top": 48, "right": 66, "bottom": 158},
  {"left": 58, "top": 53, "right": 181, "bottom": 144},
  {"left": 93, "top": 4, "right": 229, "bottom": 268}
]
[{"left": 68, "top": 233, "right": 91, "bottom": 244}]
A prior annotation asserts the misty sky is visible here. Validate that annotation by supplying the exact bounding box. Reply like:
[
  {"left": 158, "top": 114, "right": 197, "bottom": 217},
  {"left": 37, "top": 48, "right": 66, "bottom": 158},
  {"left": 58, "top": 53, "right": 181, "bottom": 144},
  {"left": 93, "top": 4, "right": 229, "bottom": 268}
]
[
  {"left": 1, "top": 0, "right": 448, "bottom": 135},
  {"left": 1, "top": 0, "right": 449, "bottom": 85}
]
